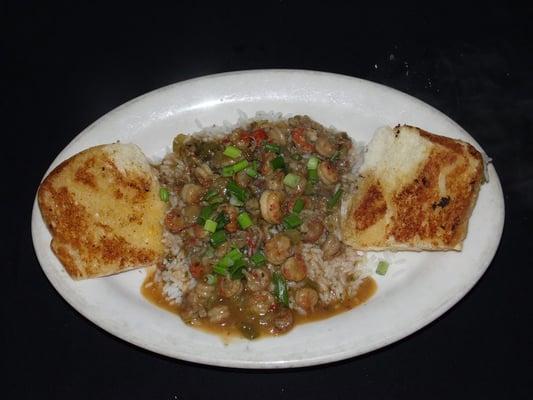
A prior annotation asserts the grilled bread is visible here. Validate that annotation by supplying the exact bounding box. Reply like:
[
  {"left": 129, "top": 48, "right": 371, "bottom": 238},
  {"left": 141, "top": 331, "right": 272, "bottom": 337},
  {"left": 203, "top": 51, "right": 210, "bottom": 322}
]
[
  {"left": 342, "top": 125, "right": 484, "bottom": 251},
  {"left": 38, "top": 143, "right": 166, "bottom": 279}
]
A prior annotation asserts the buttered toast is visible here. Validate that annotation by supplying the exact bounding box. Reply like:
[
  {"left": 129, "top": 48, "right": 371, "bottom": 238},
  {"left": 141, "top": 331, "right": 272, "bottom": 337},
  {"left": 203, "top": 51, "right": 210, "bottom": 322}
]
[
  {"left": 38, "top": 143, "right": 166, "bottom": 279},
  {"left": 342, "top": 125, "right": 484, "bottom": 251}
]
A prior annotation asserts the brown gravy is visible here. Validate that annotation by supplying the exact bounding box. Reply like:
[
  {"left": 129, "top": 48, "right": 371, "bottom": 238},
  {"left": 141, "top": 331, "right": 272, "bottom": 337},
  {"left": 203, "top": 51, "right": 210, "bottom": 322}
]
[{"left": 141, "top": 269, "right": 376, "bottom": 340}]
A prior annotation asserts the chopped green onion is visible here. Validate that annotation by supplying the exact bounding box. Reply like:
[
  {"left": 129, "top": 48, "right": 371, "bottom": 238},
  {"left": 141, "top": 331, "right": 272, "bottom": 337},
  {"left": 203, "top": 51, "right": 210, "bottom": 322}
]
[
  {"left": 283, "top": 173, "right": 301, "bottom": 188},
  {"left": 376, "top": 260, "right": 389, "bottom": 276},
  {"left": 307, "top": 156, "right": 319, "bottom": 170},
  {"left": 308, "top": 169, "right": 319, "bottom": 184},
  {"left": 159, "top": 187, "right": 170, "bottom": 202},
  {"left": 223, "top": 145, "right": 242, "bottom": 159},
  {"left": 271, "top": 155, "right": 286, "bottom": 170},
  {"left": 232, "top": 159, "right": 249, "bottom": 173},
  {"left": 203, "top": 188, "right": 218, "bottom": 201},
  {"left": 229, "top": 258, "right": 247, "bottom": 280},
  {"left": 283, "top": 213, "right": 303, "bottom": 229},
  {"left": 215, "top": 212, "right": 229, "bottom": 230},
  {"left": 206, "top": 274, "right": 218, "bottom": 285},
  {"left": 203, "top": 219, "right": 217, "bottom": 233},
  {"left": 292, "top": 198, "right": 305, "bottom": 214},
  {"left": 229, "top": 195, "right": 244, "bottom": 206},
  {"left": 212, "top": 263, "right": 228, "bottom": 275},
  {"left": 291, "top": 153, "right": 302, "bottom": 161},
  {"left": 197, "top": 205, "right": 215, "bottom": 225},
  {"left": 208, "top": 194, "right": 224, "bottom": 205},
  {"left": 245, "top": 160, "right": 260, "bottom": 178},
  {"left": 327, "top": 188, "right": 343, "bottom": 209},
  {"left": 213, "top": 248, "right": 244, "bottom": 278},
  {"left": 273, "top": 272, "right": 289, "bottom": 307},
  {"left": 217, "top": 254, "right": 234, "bottom": 268},
  {"left": 227, "top": 247, "right": 243, "bottom": 262},
  {"left": 210, "top": 230, "right": 227, "bottom": 247},
  {"left": 245, "top": 167, "right": 259, "bottom": 178},
  {"left": 237, "top": 212, "right": 253, "bottom": 229},
  {"left": 330, "top": 150, "right": 340, "bottom": 161},
  {"left": 226, "top": 180, "right": 248, "bottom": 202},
  {"left": 250, "top": 251, "right": 266, "bottom": 266},
  {"left": 264, "top": 143, "right": 281, "bottom": 153},
  {"left": 221, "top": 165, "right": 235, "bottom": 177}
]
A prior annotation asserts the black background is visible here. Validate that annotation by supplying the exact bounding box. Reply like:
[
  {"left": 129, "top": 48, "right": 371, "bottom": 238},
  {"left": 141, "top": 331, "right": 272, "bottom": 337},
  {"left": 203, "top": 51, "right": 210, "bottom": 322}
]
[{"left": 4, "top": 2, "right": 532, "bottom": 399}]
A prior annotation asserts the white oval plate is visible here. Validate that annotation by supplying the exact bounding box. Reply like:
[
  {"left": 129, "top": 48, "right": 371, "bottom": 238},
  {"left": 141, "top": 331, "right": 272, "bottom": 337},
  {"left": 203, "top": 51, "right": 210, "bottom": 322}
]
[{"left": 31, "top": 70, "right": 504, "bottom": 368}]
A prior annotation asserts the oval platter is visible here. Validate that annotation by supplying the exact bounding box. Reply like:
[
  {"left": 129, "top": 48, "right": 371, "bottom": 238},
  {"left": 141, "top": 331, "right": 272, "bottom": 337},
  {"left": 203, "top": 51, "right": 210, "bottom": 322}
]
[{"left": 31, "top": 70, "right": 504, "bottom": 368}]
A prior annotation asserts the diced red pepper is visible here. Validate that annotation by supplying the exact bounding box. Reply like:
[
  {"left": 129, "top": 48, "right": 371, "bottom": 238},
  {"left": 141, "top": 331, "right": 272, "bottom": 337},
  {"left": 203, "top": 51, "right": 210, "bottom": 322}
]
[
  {"left": 251, "top": 129, "right": 267, "bottom": 144},
  {"left": 239, "top": 131, "right": 251, "bottom": 141},
  {"left": 246, "top": 230, "right": 256, "bottom": 257},
  {"left": 291, "top": 128, "right": 314, "bottom": 152},
  {"left": 239, "top": 129, "right": 267, "bottom": 145},
  {"left": 189, "top": 261, "right": 204, "bottom": 279}
]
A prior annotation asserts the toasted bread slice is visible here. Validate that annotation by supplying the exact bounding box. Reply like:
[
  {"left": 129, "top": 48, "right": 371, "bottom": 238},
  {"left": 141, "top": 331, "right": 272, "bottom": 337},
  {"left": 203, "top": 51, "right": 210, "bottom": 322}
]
[
  {"left": 38, "top": 143, "right": 166, "bottom": 279},
  {"left": 341, "top": 125, "right": 484, "bottom": 251}
]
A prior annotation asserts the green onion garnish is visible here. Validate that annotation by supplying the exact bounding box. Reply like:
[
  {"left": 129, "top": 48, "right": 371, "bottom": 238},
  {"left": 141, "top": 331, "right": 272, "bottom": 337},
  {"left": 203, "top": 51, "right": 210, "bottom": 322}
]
[
  {"left": 203, "top": 188, "right": 218, "bottom": 201},
  {"left": 245, "top": 167, "right": 259, "bottom": 178},
  {"left": 273, "top": 272, "right": 289, "bottom": 307},
  {"left": 307, "top": 156, "right": 319, "bottom": 170},
  {"left": 210, "top": 230, "right": 227, "bottom": 247},
  {"left": 283, "top": 213, "right": 303, "bottom": 229},
  {"left": 283, "top": 173, "right": 300, "bottom": 188},
  {"left": 271, "top": 155, "right": 286, "bottom": 171},
  {"left": 212, "top": 264, "right": 226, "bottom": 275},
  {"left": 232, "top": 159, "right": 249, "bottom": 173},
  {"left": 223, "top": 145, "right": 242, "bottom": 159},
  {"left": 327, "top": 188, "right": 343, "bottom": 209},
  {"left": 227, "top": 247, "right": 243, "bottom": 261},
  {"left": 237, "top": 212, "right": 253, "bottom": 229},
  {"left": 197, "top": 205, "right": 215, "bottom": 225},
  {"left": 226, "top": 180, "right": 248, "bottom": 202},
  {"left": 264, "top": 143, "right": 281, "bottom": 153},
  {"left": 213, "top": 262, "right": 228, "bottom": 275},
  {"left": 250, "top": 251, "right": 266, "bottom": 266},
  {"left": 229, "top": 258, "right": 247, "bottom": 280},
  {"left": 330, "top": 150, "right": 340, "bottom": 161},
  {"left": 292, "top": 198, "right": 305, "bottom": 214},
  {"left": 229, "top": 195, "right": 244, "bottom": 206},
  {"left": 376, "top": 260, "right": 389, "bottom": 276},
  {"left": 222, "top": 165, "right": 235, "bottom": 177},
  {"left": 213, "top": 248, "right": 245, "bottom": 278},
  {"left": 159, "top": 187, "right": 170, "bottom": 202},
  {"left": 203, "top": 219, "right": 217, "bottom": 233},
  {"left": 245, "top": 160, "right": 260, "bottom": 177},
  {"left": 215, "top": 212, "right": 229, "bottom": 230},
  {"left": 206, "top": 274, "right": 218, "bottom": 285},
  {"left": 308, "top": 169, "right": 319, "bottom": 184},
  {"left": 208, "top": 194, "right": 224, "bottom": 205}
]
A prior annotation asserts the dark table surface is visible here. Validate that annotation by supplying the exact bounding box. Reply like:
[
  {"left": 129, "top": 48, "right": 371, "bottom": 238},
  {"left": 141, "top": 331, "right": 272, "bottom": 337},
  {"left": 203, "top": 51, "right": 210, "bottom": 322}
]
[{"left": 5, "top": 2, "right": 532, "bottom": 399}]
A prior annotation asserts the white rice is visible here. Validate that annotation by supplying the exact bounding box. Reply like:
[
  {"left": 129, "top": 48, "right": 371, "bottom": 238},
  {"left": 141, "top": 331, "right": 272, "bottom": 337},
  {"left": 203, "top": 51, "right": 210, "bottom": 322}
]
[{"left": 300, "top": 244, "right": 370, "bottom": 304}]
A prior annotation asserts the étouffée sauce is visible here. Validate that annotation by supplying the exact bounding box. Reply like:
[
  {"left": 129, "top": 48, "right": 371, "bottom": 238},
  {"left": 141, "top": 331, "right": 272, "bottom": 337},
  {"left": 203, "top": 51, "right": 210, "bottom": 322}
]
[{"left": 141, "top": 269, "right": 376, "bottom": 340}]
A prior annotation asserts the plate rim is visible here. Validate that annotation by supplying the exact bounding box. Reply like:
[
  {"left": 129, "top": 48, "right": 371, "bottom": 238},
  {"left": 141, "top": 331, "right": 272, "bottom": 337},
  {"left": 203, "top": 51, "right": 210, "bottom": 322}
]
[{"left": 31, "top": 69, "right": 505, "bottom": 368}]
